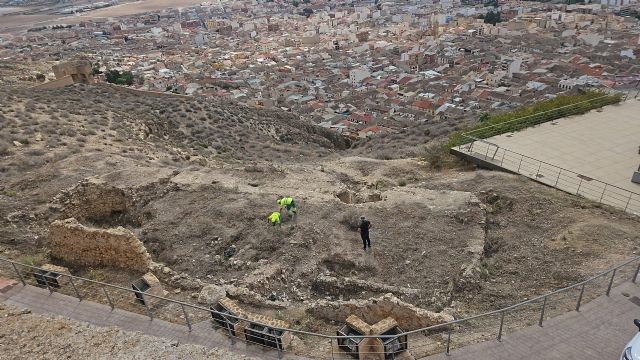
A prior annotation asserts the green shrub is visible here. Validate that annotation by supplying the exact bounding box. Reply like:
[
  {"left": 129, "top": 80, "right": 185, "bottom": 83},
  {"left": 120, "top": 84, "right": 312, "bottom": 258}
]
[{"left": 20, "top": 253, "right": 49, "bottom": 266}]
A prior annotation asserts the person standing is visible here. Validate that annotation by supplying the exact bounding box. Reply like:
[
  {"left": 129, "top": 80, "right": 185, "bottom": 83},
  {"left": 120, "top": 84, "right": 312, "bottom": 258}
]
[{"left": 358, "top": 216, "right": 372, "bottom": 251}]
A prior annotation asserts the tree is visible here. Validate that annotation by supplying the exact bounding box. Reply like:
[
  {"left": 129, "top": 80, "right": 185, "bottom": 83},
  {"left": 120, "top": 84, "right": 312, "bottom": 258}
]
[
  {"left": 35, "top": 73, "right": 45, "bottom": 82},
  {"left": 479, "top": 113, "right": 490, "bottom": 122},
  {"left": 92, "top": 62, "right": 102, "bottom": 75},
  {"left": 105, "top": 70, "right": 120, "bottom": 84},
  {"left": 484, "top": 11, "right": 502, "bottom": 26},
  {"left": 104, "top": 70, "right": 134, "bottom": 86},
  {"left": 292, "top": 0, "right": 299, "bottom": 7}
]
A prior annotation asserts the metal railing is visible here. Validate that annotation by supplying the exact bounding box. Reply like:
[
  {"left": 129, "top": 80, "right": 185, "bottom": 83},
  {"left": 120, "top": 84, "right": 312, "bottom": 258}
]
[
  {"left": 460, "top": 94, "right": 622, "bottom": 141},
  {"left": 457, "top": 140, "right": 640, "bottom": 215},
  {"left": 2, "top": 255, "right": 640, "bottom": 358},
  {"left": 454, "top": 93, "right": 640, "bottom": 216}
]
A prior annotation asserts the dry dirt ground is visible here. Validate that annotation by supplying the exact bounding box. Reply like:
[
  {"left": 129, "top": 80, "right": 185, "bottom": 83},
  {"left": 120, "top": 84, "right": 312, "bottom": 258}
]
[{"left": 1, "top": 84, "right": 639, "bottom": 354}]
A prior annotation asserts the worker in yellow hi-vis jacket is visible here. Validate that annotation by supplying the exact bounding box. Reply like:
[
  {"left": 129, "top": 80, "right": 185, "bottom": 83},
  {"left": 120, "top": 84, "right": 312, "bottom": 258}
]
[
  {"left": 277, "top": 196, "right": 297, "bottom": 218},
  {"left": 268, "top": 211, "right": 281, "bottom": 227}
]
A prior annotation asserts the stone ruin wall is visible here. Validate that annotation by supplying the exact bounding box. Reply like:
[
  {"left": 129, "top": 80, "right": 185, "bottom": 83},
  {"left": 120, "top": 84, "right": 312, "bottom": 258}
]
[
  {"left": 51, "top": 60, "right": 92, "bottom": 83},
  {"left": 308, "top": 293, "right": 454, "bottom": 331},
  {"left": 53, "top": 180, "right": 133, "bottom": 223},
  {"left": 48, "top": 218, "right": 152, "bottom": 272}
]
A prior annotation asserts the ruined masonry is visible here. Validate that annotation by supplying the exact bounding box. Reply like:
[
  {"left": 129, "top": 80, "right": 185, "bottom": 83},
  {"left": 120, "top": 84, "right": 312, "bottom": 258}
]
[{"left": 48, "top": 218, "right": 152, "bottom": 272}]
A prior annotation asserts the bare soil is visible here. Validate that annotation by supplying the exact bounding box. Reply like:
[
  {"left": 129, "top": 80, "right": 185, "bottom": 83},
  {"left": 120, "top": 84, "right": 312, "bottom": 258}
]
[{"left": 1, "top": 84, "right": 639, "bottom": 354}]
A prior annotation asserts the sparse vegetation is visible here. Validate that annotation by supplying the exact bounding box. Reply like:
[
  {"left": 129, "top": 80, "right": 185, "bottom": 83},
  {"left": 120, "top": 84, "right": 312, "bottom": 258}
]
[
  {"left": 20, "top": 253, "right": 50, "bottom": 267},
  {"left": 86, "top": 268, "right": 108, "bottom": 282},
  {"left": 104, "top": 70, "right": 135, "bottom": 86}
]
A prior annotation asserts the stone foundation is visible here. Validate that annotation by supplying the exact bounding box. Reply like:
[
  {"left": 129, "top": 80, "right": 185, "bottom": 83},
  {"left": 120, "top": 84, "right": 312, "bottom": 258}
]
[
  {"left": 48, "top": 218, "right": 152, "bottom": 272},
  {"left": 308, "top": 293, "right": 454, "bottom": 331},
  {"left": 52, "top": 180, "right": 133, "bottom": 224},
  {"left": 215, "top": 297, "right": 293, "bottom": 349}
]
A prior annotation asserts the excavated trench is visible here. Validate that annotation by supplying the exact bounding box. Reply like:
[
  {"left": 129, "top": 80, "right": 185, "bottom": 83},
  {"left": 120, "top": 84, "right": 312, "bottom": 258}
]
[{"left": 335, "top": 190, "right": 383, "bottom": 204}]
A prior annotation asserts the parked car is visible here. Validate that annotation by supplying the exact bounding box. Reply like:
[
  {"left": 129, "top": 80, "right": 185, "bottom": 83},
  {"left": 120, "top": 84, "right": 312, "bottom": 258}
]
[{"left": 621, "top": 320, "right": 640, "bottom": 360}]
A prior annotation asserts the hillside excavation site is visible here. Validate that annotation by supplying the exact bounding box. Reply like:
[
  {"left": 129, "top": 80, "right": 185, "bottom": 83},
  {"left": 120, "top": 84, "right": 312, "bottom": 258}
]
[{"left": 1, "top": 85, "right": 640, "bottom": 358}]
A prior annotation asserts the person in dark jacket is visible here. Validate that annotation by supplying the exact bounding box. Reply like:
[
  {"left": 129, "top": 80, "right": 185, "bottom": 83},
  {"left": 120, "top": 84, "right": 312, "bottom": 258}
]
[{"left": 358, "top": 216, "right": 372, "bottom": 251}]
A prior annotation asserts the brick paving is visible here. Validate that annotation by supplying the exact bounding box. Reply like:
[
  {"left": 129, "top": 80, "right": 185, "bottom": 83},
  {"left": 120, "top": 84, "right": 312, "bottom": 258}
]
[
  {"left": 2, "top": 280, "right": 640, "bottom": 359},
  {"left": 427, "top": 281, "right": 640, "bottom": 360},
  {"left": 0, "top": 284, "right": 306, "bottom": 359},
  {"left": 455, "top": 99, "right": 640, "bottom": 215}
]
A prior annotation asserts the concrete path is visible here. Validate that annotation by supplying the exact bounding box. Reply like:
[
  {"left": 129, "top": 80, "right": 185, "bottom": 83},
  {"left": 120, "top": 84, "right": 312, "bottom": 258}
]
[
  {"left": 0, "top": 284, "right": 305, "bottom": 359},
  {"left": 428, "top": 281, "right": 640, "bottom": 360}
]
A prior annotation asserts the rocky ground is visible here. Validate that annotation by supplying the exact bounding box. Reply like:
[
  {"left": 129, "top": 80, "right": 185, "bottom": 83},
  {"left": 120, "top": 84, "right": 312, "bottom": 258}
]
[
  {"left": 1, "top": 83, "right": 639, "bottom": 356},
  {"left": 0, "top": 303, "right": 257, "bottom": 359}
]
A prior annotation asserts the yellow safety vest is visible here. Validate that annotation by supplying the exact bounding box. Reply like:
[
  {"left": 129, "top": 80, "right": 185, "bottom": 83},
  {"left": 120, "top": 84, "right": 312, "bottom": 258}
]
[
  {"left": 268, "top": 212, "right": 281, "bottom": 223},
  {"left": 278, "top": 197, "right": 293, "bottom": 206}
]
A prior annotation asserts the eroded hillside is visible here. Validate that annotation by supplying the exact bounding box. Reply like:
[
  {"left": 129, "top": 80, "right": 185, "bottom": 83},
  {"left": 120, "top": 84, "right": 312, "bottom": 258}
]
[{"left": 1, "top": 85, "right": 639, "bottom": 356}]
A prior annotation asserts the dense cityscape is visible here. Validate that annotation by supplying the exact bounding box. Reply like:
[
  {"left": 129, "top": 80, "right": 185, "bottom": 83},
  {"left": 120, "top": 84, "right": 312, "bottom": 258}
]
[
  {"left": 1, "top": 0, "right": 640, "bottom": 359},
  {"left": 1, "top": 0, "right": 639, "bottom": 140}
]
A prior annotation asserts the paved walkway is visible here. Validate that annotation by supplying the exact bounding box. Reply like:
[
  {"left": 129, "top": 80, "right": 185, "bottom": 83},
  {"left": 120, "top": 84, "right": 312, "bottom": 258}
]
[
  {"left": 0, "top": 284, "right": 304, "bottom": 359},
  {"left": 2, "top": 280, "right": 640, "bottom": 359},
  {"left": 428, "top": 281, "right": 640, "bottom": 359},
  {"left": 487, "top": 99, "right": 640, "bottom": 195}
]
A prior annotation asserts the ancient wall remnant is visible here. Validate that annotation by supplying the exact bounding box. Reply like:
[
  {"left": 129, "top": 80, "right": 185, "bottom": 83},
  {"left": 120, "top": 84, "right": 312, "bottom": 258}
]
[
  {"left": 48, "top": 218, "right": 152, "bottom": 272},
  {"left": 133, "top": 272, "right": 166, "bottom": 308},
  {"left": 307, "top": 293, "right": 454, "bottom": 331},
  {"left": 213, "top": 297, "right": 293, "bottom": 350},
  {"left": 52, "top": 180, "right": 134, "bottom": 226},
  {"left": 51, "top": 60, "right": 93, "bottom": 84}
]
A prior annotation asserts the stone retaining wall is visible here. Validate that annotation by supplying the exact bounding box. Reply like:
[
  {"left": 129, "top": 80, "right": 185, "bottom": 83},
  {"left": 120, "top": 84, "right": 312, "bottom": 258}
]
[{"left": 48, "top": 218, "right": 151, "bottom": 272}]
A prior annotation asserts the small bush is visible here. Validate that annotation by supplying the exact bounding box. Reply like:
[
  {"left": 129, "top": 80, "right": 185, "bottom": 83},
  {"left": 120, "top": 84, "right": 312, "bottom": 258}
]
[
  {"left": 20, "top": 253, "right": 49, "bottom": 266},
  {"left": 86, "top": 268, "right": 107, "bottom": 282},
  {"left": 339, "top": 209, "right": 361, "bottom": 231},
  {"left": 423, "top": 142, "right": 446, "bottom": 171}
]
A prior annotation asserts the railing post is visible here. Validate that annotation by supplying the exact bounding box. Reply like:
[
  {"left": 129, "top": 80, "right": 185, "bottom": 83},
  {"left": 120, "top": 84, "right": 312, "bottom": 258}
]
[
  {"left": 69, "top": 276, "right": 82, "bottom": 301},
  {"left": 445, "top": 329, "right": 452, "bottom": 355},
  {"left": 517, "top": 156, "right": 523, "bottom": 173},
  {"left": 633, "top": 262, "right": 640, "bottom": 283},
  {"left": 103, "top": 287, "right": 114, "bottom": 310},
  {"left": 599, "top": 184, "right": 607, "bottom": 202},
  {"left": 576, "top": 284, "right": 585, "bottom": 312},
  {"left": 142, "top": 295, "right": 153, "bottom": 320},
  {"left": 538, "top": 297, "right": 547, "bottom": 327},
  {"left": 554, "top": 168, "right": 562, "bottom": 187},
  {"left": 330, "top": 338, "right": 335, "bottom": 360},
  {"left": 606, "top": 269, "right": 617, "bottom": 296},
  {"left": 536, "top": 162, "right": 542, "bottom": 177},
  {"left": 576, "top": 178, "right": 583, "bottom": 195},
  {"left": 43, "top": 272, "right": 53, "bottom": 294},
  {"left": 625, "top": 193, "right": 633, "bottom": 211},
  {"left": 11, "top": 262, "right": 26, "bottom": 286},
  {"left": 484, "top": 145, "right": 490, "bottom": 160},
  {"left": 181, "top": 304, "right": 191, "bottom": 332},
  {"left": 497, "top": 311, "right": 505, "bottom": 342},
  {"left": 500, "top": 150, "right": 506, "bottom": 166}
]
